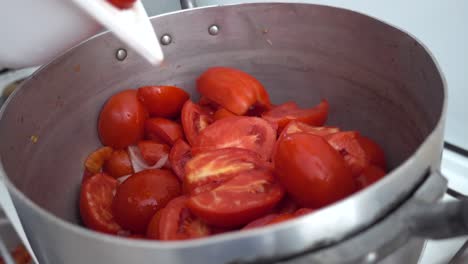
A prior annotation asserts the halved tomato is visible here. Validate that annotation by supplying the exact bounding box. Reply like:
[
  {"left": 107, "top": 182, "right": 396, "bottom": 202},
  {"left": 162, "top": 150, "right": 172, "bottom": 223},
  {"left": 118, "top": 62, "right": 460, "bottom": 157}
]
[
  {"left": 262, "top": 100, "right": 329, "bottom": 132},
  {"left": 326, "top": 131, "right": 369, "bottom": 177},
  {"left": 84, "top": 146, "right": 113, "bottom": 174},
  {"left": 192, "top": 116, "right": 277, "bottom": 161},
  {"left": 113, "top": 169, "right": 181, "bottom": 233},
  {"left": 137, "top": 86, "right": 189, "bottom": 118},
  {"left": 213, "top": 108, "right": 237, "bottom": 121},
  {"left": 145, "top": 118, "right": 184, "bottom": 146},
  {"left": 187, "top": 169, "right": 284, "bottom": 228},
  {"left": 197, "top": 67, "right": 271, "bottom": 115},
  {"left": 273, "top": 133, "right": 356, "bottom": 208},
  {"left": 137, "top": 140, "right": 170, "bottom": 166},
  {"left": 181, "top": 100, "right": 214, "bottom": 145},
  {"left": 80, "top": 173, "right": 121, "bottom": 234},
  {"left": 184, "top": 148, "right": 270, "bottom": 195},
  {"left": 169, "top": 139, "right": 192, "bottom": 181},
  {"left": 98, "top": 90, "right": 148, "bottom": 149},
  {"left": 158, "top": 196, "right": 211, "bottom": 241},
  {"left": 356, "top": 165, "right": 386, "bottom": 189},
  {"left": 103, "top": 149, "right": 134, "bottom": 178}
]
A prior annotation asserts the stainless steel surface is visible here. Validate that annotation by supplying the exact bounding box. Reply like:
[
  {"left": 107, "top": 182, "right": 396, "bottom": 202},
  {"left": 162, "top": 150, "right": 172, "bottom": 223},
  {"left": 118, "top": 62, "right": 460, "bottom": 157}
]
[
  {"left": 0, "top": 3, "right": 446, "bottom": 264},
  {"left": 115, "top": 48, "right": 128, "bottom": 61},
  {"left": 160, "top": 34, "right": 172, "bottom": 45},
  {"left": 0, "top": 219, "right": 20, "bottom": 264},
  {"left": 180, "top": 0, "right": 197, "bottom": 9},
  {"left": 208, "top": 24, "right": 220, "bottom": 35}
]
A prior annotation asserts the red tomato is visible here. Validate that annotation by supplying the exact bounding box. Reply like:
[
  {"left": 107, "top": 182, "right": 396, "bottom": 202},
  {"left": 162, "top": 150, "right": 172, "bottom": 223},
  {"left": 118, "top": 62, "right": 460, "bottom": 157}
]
[
  {"left": 187, "top": 169, "right": 284, "bottom": 228},
  {"left": 213, "top": 108, "right": 237, "bottom": 121},
  {"left": 103, "top": 149, "right": 134, "bottom": 178},
  {"left": 198, "top": 96, "right": 219, "bottom": 111},
  {"left": 358, "top": 136, "right": 386, "bottom": 170},
  {"left": 158, "top": 196, "right": 211, "bottom": 241},
  {"left": 181, "top": 100, "right": 214, "bottom": 145},
  {"left": 192, "top": 116, "right": 277, "bottom": 161},
  {"left": 197, "top": 67, "right": 271, "bottom": 115},
  {"left": 146, "top": 210, "right": 163, "bottom": 240},
  {"left": 356, "top": 165, "right": 386, "bottom": 189},
  {"left": 107, "top": 0, "right": 136, "bottom": 9},
  {"left": 137, "top": 86, "right": 189, "bottom": 118},
  {"left": 113, "top": 169, "right": 181, "bottom": 233},
  {"left": 282, "top": 121, "right": 339, "bottom": 138},
  {"left": 145, "top": 118, "right": 184, "bottom": 146},
  {"left": 326, "top": 131, "right": 369, "bottom": 177},
  {"left": 184, "top": 148, "right": 270, "bottom": 195},
  {"left": 80, "top": 173, "right": 121, "bottom": 234},
  {"left": 84, "top": 147, "right": 113, "bottom": 174},
  {"left": 273, "top": 133, "right": 356, "bottom": 208},
  {"left": 242, "top": 214, "right": 285, "bottom": 230},
  {"left": 294, "top": 208, "right": 315, "bottom": 217},
  {"left": 169, "top": 139, "right": 192, "bottom": 181},
  {"left": 274, "top": 195, "right": 300, "bottom": 214},
  {"left": 98, "top": 90, "right": 148, "bottom": 149},
  {"left": 137, "top": 140, "right": 170, "bottom": 166},
  {"left": 262, "top": 100, "right": 329, "bottom": 132}
]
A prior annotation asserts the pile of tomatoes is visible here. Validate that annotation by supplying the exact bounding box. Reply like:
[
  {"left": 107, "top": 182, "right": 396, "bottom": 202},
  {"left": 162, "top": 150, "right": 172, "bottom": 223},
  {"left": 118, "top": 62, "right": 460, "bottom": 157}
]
[{"left": 79, "top": 66, "right": 387, "bottom": 240}]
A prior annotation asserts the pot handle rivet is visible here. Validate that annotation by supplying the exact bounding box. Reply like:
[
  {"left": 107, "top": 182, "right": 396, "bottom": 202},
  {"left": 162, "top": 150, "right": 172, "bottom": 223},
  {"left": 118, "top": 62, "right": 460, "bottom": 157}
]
[
  {"left": 115, "top": 49, "right": 127, "bottom": 61},
  {"left": 160, "top": 34, "right": 172, "bottom": 45},
  {"left": 208, "top": 25, "right": 220, "bottom": 36}
]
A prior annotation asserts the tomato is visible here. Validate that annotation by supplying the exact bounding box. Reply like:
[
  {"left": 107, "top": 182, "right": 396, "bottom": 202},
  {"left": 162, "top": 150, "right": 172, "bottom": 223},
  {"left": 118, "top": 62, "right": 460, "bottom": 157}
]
[
  {"left": 358, "top": 136, "right": 386, "bottom": 170},
  {"left": 145, "top": 118, "right": 184, "bottom": 146},
  {"left": 84, "top": 146, "right": 113, "bottom": 174},
  {"left": 146, "top": 210, "right": 163, "bottom": 240},
  {"left": 282, "top": 121, "right": 339, "bottom": 138},
  {"left": 262, "top": 100, "right": 329, "bottom": 132},
  {"left": 188, "top": 169, "right": 284, "bottom": 228},
  {"left": 103, "top": 149, "right": 134, "bottom": 178},
  {"left": 192, "top": 116, "right": 277, "bottom": 161},
  {"left": 294, "top": 208, "right": 315, "bottom": 217},
  {"left": 197, "top": 67, "right": 271, "bottom": 115},
  {"left": 274, "top": 195, "right": 300, "bottom": 214},
  {"left": 107, "top": 0, "right": 136, "bottom": 9},
  {"left": 213, "top": 108, "right": 237, "bottom": 121},
  {"left": 184, "top": 148, "right": 270, "bottom": 194},
  {"left": 113, "top": 169, "right": 181, "bottom": 233},
  {"left": 158, "top": 196, "right": 211, "bottom": 240},
  {"left": 137, "top": 140, "right": 170, "bottom": 166},
  {"left": 273, "top": 133, "right": 356, "bottom": 208},
  {"left": 356, "top": 165, "right": 386, "bottom": 189},
  {"left": 169, "top": 139, "right": 192, "bottom": 181},
  {"left": 242, "top": 214, "right": 285, "bottom": 230},
  {"left": 181, "top": 100, "right": 214, "bottom": 145},
  {"left": 98, "top": 90, "right": 148, "bottom": 149},
  {"left": 80, "top": 173, "right": 121, "bottom": 234},
  {"left": 198, "top": 96, "right": 219, "bottom": 111},
  {"left": 137, "top": 86, "right": 189, "bottom": 118}
]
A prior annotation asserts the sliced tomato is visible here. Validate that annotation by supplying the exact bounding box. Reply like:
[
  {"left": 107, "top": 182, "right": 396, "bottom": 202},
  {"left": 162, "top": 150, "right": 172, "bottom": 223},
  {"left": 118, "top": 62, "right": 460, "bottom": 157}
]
[
  {"left": 80, "top": 173, "right": 121, "bottom": 234},
  {"left": 294, "top": 208, "right": 315, "bottom": 217},
  {"left": 181, "top": 100, "right": 214, "bottom": 145},
  {"left": 137, "top": 141, "right": 170, "bottom": 166},
  {"left": 146, "top": 210, "right": 163, "bottom": 240},
  {"left": 113, "top": 169, "right": 181, "bottom": 233},
  {"left": 98, "top": 90, "right": 148, "bottom": 149},
  {"left": 158, "top": 196, "right": 211, "bottom": 241},
  {"left": 197, "top": 67, "right": 271, "bottom": 115},
  {"left": 356, "top": 165, "right": 386, "bottom": 189},
  {"left": 273, "top": 133, "right": 356, "bottom": 208},
  {"left": 184, "top": 148, "right": 270, "bottom": 195},
  {"left": 84, "top": 146, "right": 113, "bottom": 174},
  {"left": 262, "top": 100, "right": 329, "bottom": 132},
  {"left": 145, "top": 118, "right": 184, "bottom": 146},
  {"left": 282, "top": 121, "right": 339, "bottom": 138},
  {"left": 169, "top": 139, "right": 192, "bottom": 181},
  {"left": 187, "top": 169, "right": 284, "bottom": 228},
  {"left": 358, "top": 136, "right": 386, "bottom": 170},
  {"left": 213, "top": 108, "right": 237, "bottom": 121},
  {"left": 137, "top": 86, "right": 189, "bottom": 118},
  {"left": 107, "top": 0, "right": 136, "bottom": 9},
  {"left": 103, "top": 149, "right": 134, "bottom": 178},
  {"left": 192, "top": 116, "right": 277, "bottom": 161}
]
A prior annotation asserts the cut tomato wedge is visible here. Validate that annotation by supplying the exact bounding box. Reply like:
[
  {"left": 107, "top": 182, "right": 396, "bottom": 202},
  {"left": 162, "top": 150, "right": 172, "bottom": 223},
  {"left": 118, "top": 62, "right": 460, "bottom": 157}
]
[
  {"left": 213, "top": 108, "right": 237, "bottom": 121},
  {"left": 158, "top": 196, "right": 211, "bottom": 241},
  {"left": 137, "top": 140, "right": 170, "bottom": 166},
  {"left": 187, "top": 169, "right": 284, "bottom": 228},
  {"left": 192, "top": 116, "right": 277, "bottom": 161},
  {"left": 181, "top": 100, "right": 214, "bottom": 145},
  {"left": 356, "top": 165, "right": 386, "bottom": 189},
  {"left": 137, "top": 86, "right": 189, "bottom": 118},
  {"left": 80, "top": 173, "right": 121, "bottom": 234},
  {"left": 84, "top": 146, "right": 113, "bottom": 174},
  {"left": 145, "top": 118, "right": 184, "bottom": 146},
  {"left": 358, "top": 136, "right": 387, "bottom": 170},
  {"left": 103, "top": 149, "right": 134, "bottom": 178},
  {"left": 282, "top": 121, "right": 339, "bottom": 138},
  {"left": 169, "top": 139, "right": 192, "bottom": 181}
]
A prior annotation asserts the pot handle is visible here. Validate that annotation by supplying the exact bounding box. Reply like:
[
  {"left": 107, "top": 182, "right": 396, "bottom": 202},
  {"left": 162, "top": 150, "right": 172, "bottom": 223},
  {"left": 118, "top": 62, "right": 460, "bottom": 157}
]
[{"left": 180, "top": 0, "right": 197, "bottom": 9}]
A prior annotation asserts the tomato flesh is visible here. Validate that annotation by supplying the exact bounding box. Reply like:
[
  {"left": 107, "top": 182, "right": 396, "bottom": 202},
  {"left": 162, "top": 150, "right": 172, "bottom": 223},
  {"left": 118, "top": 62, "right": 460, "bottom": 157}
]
[
  {"left": 137, "top": 140, "right": 170, "bottom": 166},
  {"left": 103, "top": 149, "right": 134, "bottom": 178},
  {"left": 169, "top": 139, "right": 192, "bottom": 181},
  {"left": 137, "top": 86, "right": 189, "bottom": 118},
  {"left": 181, "top": 100, "right": 214, "bottom": 145},
  {"left": 84, "top": 146, "right": 113, "bottom": 174},
  {"left": 145, "top": 118, "right": 184, "bottom": 146}
]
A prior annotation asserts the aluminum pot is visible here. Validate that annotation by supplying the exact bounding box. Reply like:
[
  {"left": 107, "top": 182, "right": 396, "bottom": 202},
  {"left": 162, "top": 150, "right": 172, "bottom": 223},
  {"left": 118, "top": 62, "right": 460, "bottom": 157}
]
[{"left": 0, "top": 2, "right": 452, "bottom": 264}]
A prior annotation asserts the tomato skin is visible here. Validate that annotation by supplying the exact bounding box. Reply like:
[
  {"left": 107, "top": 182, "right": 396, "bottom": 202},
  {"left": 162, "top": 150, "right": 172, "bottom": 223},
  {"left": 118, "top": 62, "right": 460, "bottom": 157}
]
[
  {"left": 358, "top": 136, "right": 386, "bottom": 170},
  {"left": 197, "top": 67, "right": 271, "bottom": 115},
  {"left": 137, "top": 140, "right": 170, "bottom": 166},
  {"left": 146, "top": 210, "right": 163, "bottom": 240},
  {"left": 80, "top": 173, "right": 121, "bottom": 234},
  {"left": 169, "top": 139, "right": 192, "bottom": 181},
  {"left": 84, "top": 146, "right": 113, "bottom": 174},
  {"left": 103, "top": 149, "right": 134, "bottom": 178},
  {"left": 281, "top": 121, "right": 339, "bottom": 138},
  {"left": 158, "top": 196, "right": 211, "bottom": 241},
  {"left": 107, "top": 0, "right": 136, "bottom": 9},
  {"left": 181, "top": 100, "right": 214, "bottom": 145},
  {"left": 113, "top": 169, "right": 181, "bottom": 233},
  {"left": 184, "top": 148, "right": 271, "bottom": 195},
  {"left": 137, "top": 86, "right": 189, "bottom": 118},
  {"left": 356, "top": 165, "right": 386, "bottom": 189},
  {"left": 98, "top": 90, "right": 148, "bottom": 149},
  {"left": 145, "top": 118, "right": 184, "bottom": 146},
  {"left": 262, "top": 100, "right": 329, "bottom": 132},
  {"left": 187, "top": 169, "right": 284, "bottom": 228},
  {"left": 294, "top": 208, "right": 315, "bottom": 217},
  {"left": 326, "top": 131, "right": 369, "bottom": 177},
  {"left": 273, "top": 133, "right": 356, "bottom": 208},
  {"left": 213, "top": 108, "right": 237, "bottom": 121},
  {"left": 192, "top": 116, "right": 277, "bottom": 161}
]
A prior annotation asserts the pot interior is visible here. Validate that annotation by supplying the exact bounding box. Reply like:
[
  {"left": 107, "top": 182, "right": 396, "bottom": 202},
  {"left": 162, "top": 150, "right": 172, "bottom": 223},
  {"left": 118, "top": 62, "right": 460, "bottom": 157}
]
[{"left": 0, "top": 3, "right": 444, "bottom": 226}]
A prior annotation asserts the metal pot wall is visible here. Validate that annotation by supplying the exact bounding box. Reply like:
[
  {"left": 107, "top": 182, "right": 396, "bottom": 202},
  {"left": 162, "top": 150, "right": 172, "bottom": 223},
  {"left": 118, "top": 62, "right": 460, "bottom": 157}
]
[{"left": 0, "top": 2, "right": 448, "bottom": 263}]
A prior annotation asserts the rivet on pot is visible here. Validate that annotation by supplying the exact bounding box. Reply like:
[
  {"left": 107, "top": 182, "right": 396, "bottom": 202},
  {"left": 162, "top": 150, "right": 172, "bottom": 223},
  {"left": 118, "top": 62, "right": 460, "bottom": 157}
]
[
  {"left": 160, "top": 34, "right": 172, "bottom": 45},
  {"left": 115, "top": 49, "right": 127, "bottom": 61},
  {"left": 208, "top": 25, "right": 220, "bottom": 35},
  {"left": 365, "top": 252, "right": 378, "bottom": 263}
]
